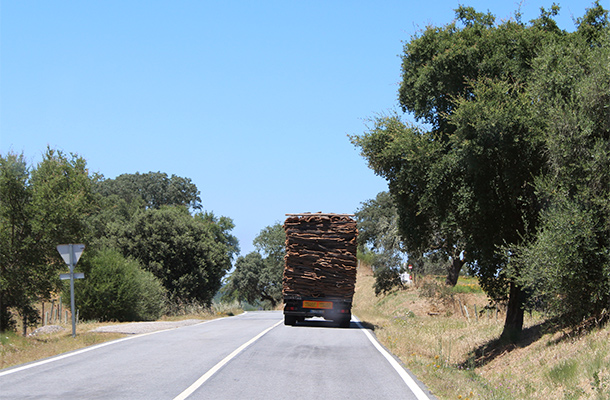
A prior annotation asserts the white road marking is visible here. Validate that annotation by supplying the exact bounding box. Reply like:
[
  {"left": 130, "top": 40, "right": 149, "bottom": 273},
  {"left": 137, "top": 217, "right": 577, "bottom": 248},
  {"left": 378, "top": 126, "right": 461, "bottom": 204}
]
[
  {"left": 354, "top": 316, "right": 433, "bottom": 400},
  {"left": 0, "top": 318, "right": 225, "bottom": 377},
  {"left": 173, "top": 320, "right": 282, "bottom": 400}
]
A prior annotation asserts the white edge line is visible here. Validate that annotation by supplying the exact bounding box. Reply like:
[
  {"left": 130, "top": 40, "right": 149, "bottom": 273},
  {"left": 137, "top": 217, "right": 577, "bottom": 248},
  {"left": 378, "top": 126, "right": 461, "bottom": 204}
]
[
  {"left": 354, "top": 316, "right": 432, "bottom": 400},
  {"left": 0, "top": 317, "right": 229, "bottom": 378},
  {"left": 173, "top": 320, "right": 282, "bottom": 400}
]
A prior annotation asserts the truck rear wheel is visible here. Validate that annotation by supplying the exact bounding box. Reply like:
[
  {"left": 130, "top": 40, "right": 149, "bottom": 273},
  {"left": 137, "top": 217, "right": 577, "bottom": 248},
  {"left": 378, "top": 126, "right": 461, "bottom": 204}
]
[
  {"left": 338, "top": 314, "right": 351, "bottom": 328},
  {"left": 284, "top": 315, "right": 297, "bottom": 326}
]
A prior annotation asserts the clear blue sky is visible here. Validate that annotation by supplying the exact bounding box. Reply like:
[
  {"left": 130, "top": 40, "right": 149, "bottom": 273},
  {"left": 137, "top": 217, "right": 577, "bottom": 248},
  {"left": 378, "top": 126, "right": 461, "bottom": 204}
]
[{"left": 0, "top": 0, "right": 596, "bottom": 256}]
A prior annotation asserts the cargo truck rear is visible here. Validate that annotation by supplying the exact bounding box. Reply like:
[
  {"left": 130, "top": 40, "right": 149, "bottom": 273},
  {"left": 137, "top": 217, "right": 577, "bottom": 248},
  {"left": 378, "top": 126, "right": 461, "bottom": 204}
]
[{"left": 282, "top": 213, "right": 358, "bottom": 328}]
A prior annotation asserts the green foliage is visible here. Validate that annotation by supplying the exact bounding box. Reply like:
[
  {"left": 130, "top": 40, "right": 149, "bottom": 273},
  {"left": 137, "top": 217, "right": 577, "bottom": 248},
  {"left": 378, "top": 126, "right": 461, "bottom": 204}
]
[
  {"left": 92, "top": 171, "right": 239, "bottom": 313},
  {"left": 0, "top": 153, "right": 33, "bottom": 331},
  {"left": 416, "top": 252, "right": 452, "bottom": 276},
  {"left": 356, "top": 191, "right": 403, "bottom": 254},
  {"left": 356, "top": 247, "right": 376, "bottom": 266},
  {"left": 576, "top": 1, "right": 609, "bottom": 44},
  {"left": 94, "top": 171, "right": 202, "bottom": 211},
  {"left": 451, "top": 282, "right": 483, "bottom": 294},
  {"left": 0, "top": 148, "right": 240, "bottom": 331},
  {"left": 253, "top": 223, "right": 285, "bottom": 267},
  {"left": 89, "top": 171, "right": 204, "bottom": 251},
  {"left": 352, "top": 4, "right": 609, "bottom": 339},
  {"left": 30, "top": 148, "right": 98, "bottom": 247},
  {"left": 113, "top": 206, "right": 238, "bottom": 307},
  {"left": 512, "top": 14, "right": 610, "bottom": 322},
  {"left": 223, "top": 223, "right": 285, "bottom": 308},
  {"left": 71, "top": 249, "right": 166, "bottom": 322},
  {"left": 373, "top": 265, "right": 402, "bottom": 296},
  {"left": 356, "top": 191, "right": 410, "bottom": 295},
  {"left": 353, "top": 116, "right": 445, "bottom": 257},
  {"left": 224, "top": 252, "right": 282, "bottom": 308},
  {"left": 518, "top": 201, "right": 609, "bottom": 322},
  {"left": 0, "top": 149, "right": 97, "bottom": 331},
  {"left": 448, "top": 77, "right": 544, "bottom": 298}
]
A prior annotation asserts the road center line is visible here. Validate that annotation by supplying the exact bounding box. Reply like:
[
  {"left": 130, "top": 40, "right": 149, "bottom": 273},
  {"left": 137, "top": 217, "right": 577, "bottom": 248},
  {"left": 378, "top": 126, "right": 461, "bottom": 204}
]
[
  {"left": 173, "top": 320, "right": 282, "bottom": 400},
  {"left": 354, "top": 316, "right": 433, "bottom": 400}
]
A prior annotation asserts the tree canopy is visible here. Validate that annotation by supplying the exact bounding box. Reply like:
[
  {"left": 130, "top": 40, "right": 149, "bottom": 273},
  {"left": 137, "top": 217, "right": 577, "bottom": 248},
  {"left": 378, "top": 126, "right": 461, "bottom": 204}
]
[
  {"left": 110, "top": 206, "right": 238, "bottom": 306},
  {"left": 352, "top": 2, "right": 609, "bottom": 340},
  {"left": 0, "top": 152, "right": 239, "bottom": 331},
  {"left": 0, "top": 149, "right": 97, "bottom": 331},
  {"left": 95, "top": 171, "right": 202, "bottom": 211},
  {"left": 91, "top": 172, "right": 238, "bottom": 309},
  {"left": 511, "top": 8, "right": 610, "bottom": 324},
  {"left": 355, "top": 192, "right": 407, "bottom": 295},
  {"left": 223, "top": 223, "right": 285, "bottom": 308}
]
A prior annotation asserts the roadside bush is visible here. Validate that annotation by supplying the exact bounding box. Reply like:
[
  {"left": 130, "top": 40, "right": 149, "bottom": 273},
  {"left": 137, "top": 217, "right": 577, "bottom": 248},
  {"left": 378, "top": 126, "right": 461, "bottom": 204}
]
[
  {"left": 357, "top": 248, "right": 376, "bottom": 266},
  {"left": 68, "top": 249, "right": 166, "bottom": 322},
  {"left": 373, "top": 265, "right": 402, "bottom": 296},
  {"left": 419, "top": 277, "right": 456, "bottom": 308},
  {"left": 515, "top": 200, "right": 610, "bottom": 324},
  {"left": 371, "top": 248, "right": 406, "bottom": 296}
]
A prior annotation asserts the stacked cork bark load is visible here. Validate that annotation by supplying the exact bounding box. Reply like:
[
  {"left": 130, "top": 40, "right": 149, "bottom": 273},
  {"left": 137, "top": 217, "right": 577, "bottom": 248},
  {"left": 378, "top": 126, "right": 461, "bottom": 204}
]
[{"left": 283, "top": 213, "right": 358, "bottom": 299}]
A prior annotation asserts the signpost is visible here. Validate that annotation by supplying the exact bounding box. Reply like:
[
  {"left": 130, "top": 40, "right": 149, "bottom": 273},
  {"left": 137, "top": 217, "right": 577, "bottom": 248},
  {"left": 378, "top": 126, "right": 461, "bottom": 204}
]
[{"left": 57, "top": 244, "right": 85, "bottom": 337}]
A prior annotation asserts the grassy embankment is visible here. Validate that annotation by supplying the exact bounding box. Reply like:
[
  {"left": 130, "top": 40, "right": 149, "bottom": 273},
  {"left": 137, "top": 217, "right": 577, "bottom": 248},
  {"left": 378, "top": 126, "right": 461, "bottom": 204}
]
[
  {"left": 352, "top": 264, "right": 610, "bottom": 400},
  {"left": 0, "top": 301, "right": 242, "bottom": 370}
]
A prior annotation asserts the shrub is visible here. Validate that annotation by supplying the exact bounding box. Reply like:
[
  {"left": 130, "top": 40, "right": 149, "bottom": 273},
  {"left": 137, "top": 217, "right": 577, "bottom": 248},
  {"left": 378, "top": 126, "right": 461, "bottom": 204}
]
[
  {"left": 515, "top": 200, "right": 610, "bottom": 324},
  {"left": 68, "top": 249, "right": 166, "bottom": 322},
  {"left": 373, "top": 265, "right": 402, "bottom": 296}
]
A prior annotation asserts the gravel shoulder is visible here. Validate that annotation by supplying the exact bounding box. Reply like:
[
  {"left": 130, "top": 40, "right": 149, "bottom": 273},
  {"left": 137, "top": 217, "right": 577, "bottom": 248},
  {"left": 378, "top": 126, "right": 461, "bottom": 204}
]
[{"left": 90, "top": 319, "right": 204, "bottom": 335}]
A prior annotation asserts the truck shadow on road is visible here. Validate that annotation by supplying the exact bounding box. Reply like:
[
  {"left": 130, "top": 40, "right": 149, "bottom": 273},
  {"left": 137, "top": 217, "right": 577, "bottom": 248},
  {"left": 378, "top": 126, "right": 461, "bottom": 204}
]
[{"left": 288, "top": 318, "right": 376, "bottom": 331}]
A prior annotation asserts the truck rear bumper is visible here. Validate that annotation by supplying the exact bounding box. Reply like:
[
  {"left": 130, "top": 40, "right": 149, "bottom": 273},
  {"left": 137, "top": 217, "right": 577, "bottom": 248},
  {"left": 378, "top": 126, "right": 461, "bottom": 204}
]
[{"left": 283, "top": 297, "right": 352, "bottom": 327}]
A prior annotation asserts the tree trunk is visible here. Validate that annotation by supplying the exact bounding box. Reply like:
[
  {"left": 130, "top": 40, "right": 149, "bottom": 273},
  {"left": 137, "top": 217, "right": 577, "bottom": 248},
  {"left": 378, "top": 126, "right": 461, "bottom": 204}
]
[
  {"left": 445, "top": 257, "right": 465, "bottom": 286},
  {"left": 501, "top": 281, "right": 525, "bottom": 343},
  {"left": 260, "top": 292, "right": 278, "bottom": 309}
]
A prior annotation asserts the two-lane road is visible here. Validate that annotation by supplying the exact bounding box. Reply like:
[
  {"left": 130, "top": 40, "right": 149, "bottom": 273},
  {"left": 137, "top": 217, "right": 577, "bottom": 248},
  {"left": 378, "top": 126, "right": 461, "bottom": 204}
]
[{"left": 0, "top": 311, "right": 435, "bottom": 399}]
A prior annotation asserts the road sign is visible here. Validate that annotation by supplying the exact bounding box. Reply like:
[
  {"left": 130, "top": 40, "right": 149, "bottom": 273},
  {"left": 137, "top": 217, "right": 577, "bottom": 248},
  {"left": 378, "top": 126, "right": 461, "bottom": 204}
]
[
  {"left": 60, "top": 273, "right": 85, "bottom": 280},
  {"left": 57, "top": 244, "right": 85, "bottom": 271},
  {"left": 57, "top": 244, "right": 86, "bottom": 337}
]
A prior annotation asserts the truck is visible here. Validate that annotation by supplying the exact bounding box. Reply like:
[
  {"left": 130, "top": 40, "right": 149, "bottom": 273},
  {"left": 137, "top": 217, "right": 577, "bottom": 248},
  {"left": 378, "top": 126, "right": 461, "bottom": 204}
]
[{"left": 282, "top": 213, "right": 358, "bottom": 328}]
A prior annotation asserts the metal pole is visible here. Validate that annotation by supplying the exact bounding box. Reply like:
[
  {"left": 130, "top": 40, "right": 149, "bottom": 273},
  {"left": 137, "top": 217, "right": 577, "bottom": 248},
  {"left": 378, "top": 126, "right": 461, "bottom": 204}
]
[{"left": 70, "top": 244, "right": 76, "bottom": 338}]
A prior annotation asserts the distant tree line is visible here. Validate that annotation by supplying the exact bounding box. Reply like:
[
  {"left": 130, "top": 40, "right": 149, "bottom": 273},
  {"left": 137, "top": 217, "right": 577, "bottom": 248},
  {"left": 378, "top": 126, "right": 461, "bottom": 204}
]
[
  {"left": 352, "top": 2, "right": 609, "bottom": 341},
  {"left": 0, "top": 149, "right": 238, "bottom": 331},
  {"left": 221, "top": 223, "right": 285, "bottom": 309}
]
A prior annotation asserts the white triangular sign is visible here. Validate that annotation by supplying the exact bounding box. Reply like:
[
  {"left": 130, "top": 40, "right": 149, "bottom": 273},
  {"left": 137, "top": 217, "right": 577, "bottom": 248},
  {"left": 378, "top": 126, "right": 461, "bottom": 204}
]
[{"left": 57, "top": 244, "right": 86, "bottom": 268}]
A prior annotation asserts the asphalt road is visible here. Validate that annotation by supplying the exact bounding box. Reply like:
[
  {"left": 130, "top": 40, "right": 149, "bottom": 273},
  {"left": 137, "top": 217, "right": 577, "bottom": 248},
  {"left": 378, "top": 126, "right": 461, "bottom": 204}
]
[{"left": 0, "top": 311, "right": 436, "bottom": 400}]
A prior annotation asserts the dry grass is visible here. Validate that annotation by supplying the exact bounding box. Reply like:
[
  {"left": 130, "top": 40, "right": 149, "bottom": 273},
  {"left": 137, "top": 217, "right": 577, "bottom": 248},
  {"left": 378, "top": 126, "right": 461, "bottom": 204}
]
[
  {"left": 0, "top": 321, "right": 125, "bottom": 370},
  {"left": 161, "top": 300, "right": 243, "bottom": 321},
  {"left": 0, "top": 301, "right": 243, "bottom": 371},
  {"left": 352, "top": 264, "right": 610, "bottom": 400}
]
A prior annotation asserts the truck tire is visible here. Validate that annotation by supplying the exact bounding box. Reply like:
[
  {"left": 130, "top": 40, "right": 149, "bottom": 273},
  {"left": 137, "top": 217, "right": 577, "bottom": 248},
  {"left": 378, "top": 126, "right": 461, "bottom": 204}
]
[
  {"left": 338, "top": 315, "right": 351, "bottom": 328},
  {"left": 284, "top": 315, "right": 297, "bottom": 326}
]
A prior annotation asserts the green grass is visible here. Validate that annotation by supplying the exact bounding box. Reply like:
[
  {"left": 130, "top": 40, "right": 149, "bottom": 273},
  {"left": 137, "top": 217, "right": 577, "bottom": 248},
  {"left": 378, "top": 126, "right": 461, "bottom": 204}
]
[
  {"left": 548, "top": 359, "right": 578, "bottom": 384},
  {"left": 452, "top": 282, "right": 484, "bottom": 294}
]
